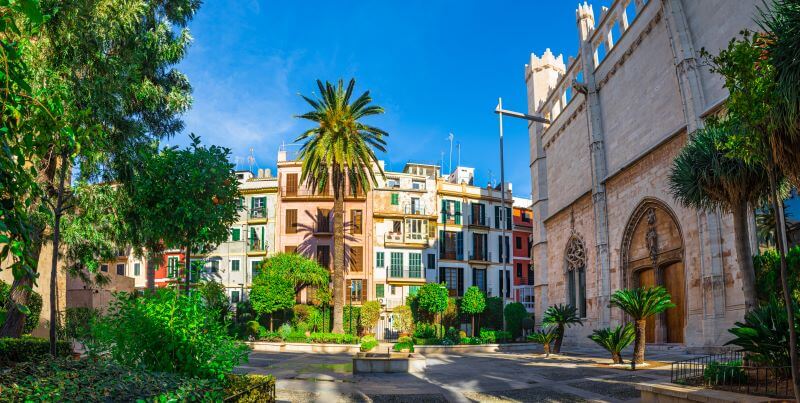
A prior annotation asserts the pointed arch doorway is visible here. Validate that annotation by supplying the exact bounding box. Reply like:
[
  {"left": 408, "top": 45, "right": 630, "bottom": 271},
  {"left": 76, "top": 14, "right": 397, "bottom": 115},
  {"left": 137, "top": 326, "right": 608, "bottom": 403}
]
[{"left": 620, "top": 199, "right": 686, "bottom": 344}]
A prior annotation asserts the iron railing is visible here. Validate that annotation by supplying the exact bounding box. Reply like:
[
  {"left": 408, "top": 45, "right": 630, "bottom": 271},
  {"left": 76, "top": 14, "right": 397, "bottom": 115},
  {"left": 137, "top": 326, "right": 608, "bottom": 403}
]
[{"left": 671, "top": 351, "right": 793, "bottom": 399}]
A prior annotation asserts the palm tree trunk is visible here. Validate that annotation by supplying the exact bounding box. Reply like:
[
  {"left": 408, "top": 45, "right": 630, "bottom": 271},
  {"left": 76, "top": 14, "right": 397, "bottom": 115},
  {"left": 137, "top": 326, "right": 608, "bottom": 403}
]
[
  {"left": 634, "top": 319, "right": 646, "bottom": 364},
  {"left": 553, "top": 324, "right": 564, "bottom": 353},
  {"left": 331, "top": 192, "right": 345, "bottom": 334},
  {"left": 611, "top": 352, "right": 622, "bottom": 364},
  {"left": 731, "top": 201, "right": 757, "bottom": 311},
  {"left": 543, "top": 342, "right": 550, "bottom": 357}
]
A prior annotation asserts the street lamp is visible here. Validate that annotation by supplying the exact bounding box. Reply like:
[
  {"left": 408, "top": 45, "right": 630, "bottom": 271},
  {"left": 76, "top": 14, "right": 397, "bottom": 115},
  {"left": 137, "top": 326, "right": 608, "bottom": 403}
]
[
  {"left": 349, "top": 281, "right": 354, "bottom": 334},
  {"left": 493, "top": 98, "right": 548, "bottom": 314}
]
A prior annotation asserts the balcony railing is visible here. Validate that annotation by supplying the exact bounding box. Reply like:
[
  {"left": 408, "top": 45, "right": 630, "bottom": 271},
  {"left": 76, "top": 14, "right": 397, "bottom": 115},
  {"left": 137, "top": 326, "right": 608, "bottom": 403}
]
[
  {"left": 469, "top": 251, "right": 493, "bottom": 262},
  {"left": 384, "top": 232, "right": 428, "bottom": 244},
  {"left": 249, "top": 207, "right": 267, "bottom": 219},
  {"left": 441, "top": 251, "right": 459, "bottom": 260},
  {"left": 281, "top": 186, "right": 332, "bottom": 198},
  {"left": 388, "top": 266, "right": 423, "bottom": 279},
  {"left": 403, "top": 205, "right": 429, "bottom": 215},
  {"left": 467, "top": 214, "right": 487, "bottom": 227},
  {"left": 248, "top": 239, "right": 265, "bottom": 252},
  {"left": 315, "top": 221, "right": 332, "bottom": 234}
]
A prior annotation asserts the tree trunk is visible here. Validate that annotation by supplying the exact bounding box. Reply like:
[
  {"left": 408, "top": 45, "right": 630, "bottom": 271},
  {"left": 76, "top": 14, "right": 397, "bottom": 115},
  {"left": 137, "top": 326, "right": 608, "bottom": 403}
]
[
  {"left": 331, "top": 191, "right": 344, "bottom": 334},
  {"left": 633, "top": 319, "right": 646, "bottom": 364},
  {"left": 767, "top": 166, "right": 800, "bottom": 401},
  {"left": 553, "top": 324, "right": 564, "bottom": 353},
  {"left": 731, "top": 201, "right": 758, "bottom": 311},
  {"left": 50, "top": 153, "right": 69, "bottom": 356},
  {"left": 146, "top": 252, "right": 156, "bottom": 292},
  {"left": 611, "top": 352, "right": 622, "bottom": 364},
  {"left": 543, "top": 342, "right": 550, "bottom": 357},
  {"left": 0, "top": 236, "right": 43, "bottom": 337},
  {"left": 471, "top": 315, "right": 475, "bottom": 337}
]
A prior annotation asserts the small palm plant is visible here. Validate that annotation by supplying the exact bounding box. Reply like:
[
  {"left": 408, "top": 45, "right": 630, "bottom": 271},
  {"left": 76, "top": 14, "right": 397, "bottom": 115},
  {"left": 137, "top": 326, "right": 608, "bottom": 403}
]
[
  {"left": 588, "top": 323, "right": 635, "bottom": 364},
  {"left": 527, "top": 326, "right": 557, "bottom": 357},
  {"left": 542, "top": 304, "right": 583, "bottom": 353},
  {"left": 610, "top": 286, "right": 675, "bottom": 364}
]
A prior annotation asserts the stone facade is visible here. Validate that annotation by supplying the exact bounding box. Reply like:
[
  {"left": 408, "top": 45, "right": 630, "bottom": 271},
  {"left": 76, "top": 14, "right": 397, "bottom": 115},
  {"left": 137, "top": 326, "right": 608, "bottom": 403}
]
[{"left": 525, "top": 0, "right": 760, "bottom": 349}]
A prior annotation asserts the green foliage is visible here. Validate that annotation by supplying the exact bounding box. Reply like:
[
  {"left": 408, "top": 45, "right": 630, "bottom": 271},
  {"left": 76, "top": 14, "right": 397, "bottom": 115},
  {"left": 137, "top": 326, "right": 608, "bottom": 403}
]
[
  {"left": 360, "top": 335, "right": 378, "bottom": 352},
  {"left": 588, "top": 324, "right": 636, "bottom": 361},
  {"left": 703, "top": 360, "right": 748, "bottom": 385},
  {"left": 344, "top": 305, "right": 361, "bottom": 335},
  {"left": 521, "top": 317, "right": 535, "bottom": 331},
  {"left": 0, "top": 281, "right": 42, "bottom": 334},
  {"left": 504, "top": 302, "right": 528, "bottom": 339},
  {"left": 90, "top": 289, "right": 249, "bottom": 380},
  {"left": 483, "top": 297, "right": 504, "bottom": 330},
  {"left": 282, "top": 332, "right": 360, "bottom": 344},
  {"left": 261, "top": 253, "right": 330, "bottom": 293},
  {"left": 360, "top": 300, "right": 382, "bottom": 334},
  {"left": 527, "top": 326, "right": 558, "bottom": 348},
  {"left": 543, "top": 304, "right": 584, "bottom": 352},
  {"left": 64, "top": 307, "right": 101, "bottom": 342},
  {"left": 278, "top": 323, "right": 293, "bottom": 340},
  {"left": 479, "top": 329, "right": 512, "bottom": 344},
  {"left": 393, "top": 337, "right": 415, "bottom": 353},
  {"left": 442, "top": 297, "right": 460, "bottom": 329},
  {"left": 246, "top": 320, "right": 262, "bottom": 339},
  {"left": 392, "top": 305, "right": 414, "bottom": 334},
  {"left": 753, "top": 247, "right": 800, "bottom": 302},
  {"left": 414, "top": 323, "right": 439, "bottom": 339},
  {"left": 445, "top": 327, "right": 461, "bottom": 344},
  {"left": 461, "top": 286, "right": 486, "bottom": 314},
  {"left": 417, "top": 282, "right": 449, "bottom": 315},
  {"left": 223, "top": 373, "right": 277, "bottom": 402},
  {"left": 0, "top": 336, "right": 71, "bottom": 364},
  {"left": 250, "top": 269, "right": 296, "bottom": 320},
  {"left": 198, "top": 280, "right": 232, "bottom": 324},
  {"left": 610, "top": 286, "right": 675, "bottom": 321},
  {"left": 726, "top": 298, "right": 800, "bottom": 367},
  {"left": 406, "top": 294, "right": 433, "bottom": 324},
  {"left": 293, "top": 304, "right": 312, "bottom": 323}
]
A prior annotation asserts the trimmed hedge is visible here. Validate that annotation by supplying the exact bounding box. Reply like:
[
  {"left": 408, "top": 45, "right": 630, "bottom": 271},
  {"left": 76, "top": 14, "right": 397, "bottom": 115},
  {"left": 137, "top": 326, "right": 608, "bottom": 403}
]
[
  {"left": 282, "top": 332, "right": 360, "bottom": 344},
  {"left": 0, "top": 336, "right": 71, "bottom": 364},
  {"left": 360, "top": 335, "right": 378, "bottom": 352}
]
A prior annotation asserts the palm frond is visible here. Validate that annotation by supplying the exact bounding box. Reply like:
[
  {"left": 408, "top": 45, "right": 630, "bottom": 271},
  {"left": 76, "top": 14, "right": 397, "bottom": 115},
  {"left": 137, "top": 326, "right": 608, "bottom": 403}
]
[{"left": 610, "top": 286, "right": 676, "bottom": 320}]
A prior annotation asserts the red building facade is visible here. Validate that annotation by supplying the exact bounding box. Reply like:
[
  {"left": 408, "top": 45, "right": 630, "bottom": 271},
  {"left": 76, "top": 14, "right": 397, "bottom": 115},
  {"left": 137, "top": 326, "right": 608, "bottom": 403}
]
[{"left": 512, "top": 202, "right": 534, "bottom": 311}]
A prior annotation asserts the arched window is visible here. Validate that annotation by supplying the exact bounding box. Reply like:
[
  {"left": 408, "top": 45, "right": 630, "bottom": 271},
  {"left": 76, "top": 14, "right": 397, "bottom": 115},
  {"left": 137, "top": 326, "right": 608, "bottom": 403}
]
[{"left": 565, "top": 235, "right": 587, "bottom": 317}]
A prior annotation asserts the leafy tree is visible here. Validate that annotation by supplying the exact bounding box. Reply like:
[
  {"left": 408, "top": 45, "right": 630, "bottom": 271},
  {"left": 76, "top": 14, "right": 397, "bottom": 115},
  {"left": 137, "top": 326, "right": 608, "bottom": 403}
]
[
  {"left": 610, "top": 287, "right": 675, "bottom": 364},
  {"left": 197, "top": 281, "right": 231, "bottom": 325},
  {"left": 542, "top": 304, "right": 583, "bottom": 353},
  {"left": 359, "top": 301, "right": 381, "bottom": 336},
  {"left": 483, "top": 297, "right": 504, "bottom": 330},
  {"left": 756, "top": 204, "right": 793, "bottom": 248},
  {"left": 392, "top": 305, "right": 414, "bottom": 335},
  {"left": 503, "top": 302, "right": 528, "bottom": 339},
  {"left": 461, "top": 286, "right": 486, "bottom": 337},
  {"left": 753, "top": 246, "right": 800, "bottom": 303},
  {"left": 294, "top": 78, "right": 388, "bottom": 333},
  {"left": 258, "top": 253, "right": 329, "bottom": 294},
  {"left": 416, "top": 283, "right": 449, "bottom": 337},
  {"left": 588, "top": 324, "right": 635, "bottom": 364},
  {"left": 126, "top": 135, "right": 240, "bottom": 290},
  {"left": 249, "top": 271, "right": 295, "bottom": 331},
  {"left": 669, "top": 121, "right": 773, "bottom": 312}
]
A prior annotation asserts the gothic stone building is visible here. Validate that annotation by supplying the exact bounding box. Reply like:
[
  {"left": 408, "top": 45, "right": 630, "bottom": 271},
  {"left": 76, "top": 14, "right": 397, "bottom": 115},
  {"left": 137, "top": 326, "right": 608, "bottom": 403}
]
[{"left": 526, "top": 0, "right": 761, "bottom": 350}]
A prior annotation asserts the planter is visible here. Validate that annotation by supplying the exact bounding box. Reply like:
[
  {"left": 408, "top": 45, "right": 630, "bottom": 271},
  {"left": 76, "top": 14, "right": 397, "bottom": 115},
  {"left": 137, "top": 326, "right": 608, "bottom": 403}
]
[
  {"left": 352, "top": 352, "right": 427, "bottom": 374},
  {"left": 249, "top": 341, "right": 360, "bottom": 354}
]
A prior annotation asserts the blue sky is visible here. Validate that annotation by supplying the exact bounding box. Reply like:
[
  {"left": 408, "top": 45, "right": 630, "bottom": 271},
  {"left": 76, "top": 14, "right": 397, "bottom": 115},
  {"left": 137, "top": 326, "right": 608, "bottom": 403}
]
[{"left": 175, "top": 1, "right": 611, "bottom": 198}]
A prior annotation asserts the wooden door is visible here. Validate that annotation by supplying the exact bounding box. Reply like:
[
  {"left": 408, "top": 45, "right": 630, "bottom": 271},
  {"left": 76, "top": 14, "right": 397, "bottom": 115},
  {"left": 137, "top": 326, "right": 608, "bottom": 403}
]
[
  {"left": 662, "top": 262, "right": 685, "bottom": 343},
  {"left": 637, "top": 268, "right": 656, "bottom": 343}
]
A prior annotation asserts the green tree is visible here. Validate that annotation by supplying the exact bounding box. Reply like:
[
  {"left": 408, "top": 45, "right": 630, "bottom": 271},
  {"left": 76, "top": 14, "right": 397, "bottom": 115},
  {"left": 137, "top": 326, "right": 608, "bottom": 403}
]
[
  {"left": 258, "top": 253, "right": 329, "bottom": 294},
  {"left": 610, "top": 286, "right": 675, "bottom": 364},
  {"left": 360, "top": 301, "right": 381, "bottom": 336},
  {"left": 668, "top": 120, "right": 772, "bottom": 311},
  {"left": 392, "top": 305, "right": 414, "bottom": 336},
  {"left": 588, "top": 323, "right": 635, "bottom": 364},
  {"left": 197, "top": 281, "right": 231, "bottom": 325},
  {"left": 126, "top": 135, "right": 240, "bottom": 290},
  {"left": 461, "top": 286, "right": 486, "bottom": 337},
  {"left": 417, "top": 283, "right": 449, "bottom": 338},
  {"left": 503, "top": 302, "right": 528, "bottom": 340},
  {"left": 249, "top": 271, "right": 295, "bottom": 331},
  {"left": 294, "top": 78, "right": 388, "bottom": 333},
  {"left": 542, "top": 304, "right": 583, "bottom": 353}
]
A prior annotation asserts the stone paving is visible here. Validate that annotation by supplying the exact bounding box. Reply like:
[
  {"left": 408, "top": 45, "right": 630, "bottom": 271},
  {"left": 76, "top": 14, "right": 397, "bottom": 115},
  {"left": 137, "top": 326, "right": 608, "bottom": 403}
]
[{"left": 236, "top": 344, "right": 697, "bottom": 402}]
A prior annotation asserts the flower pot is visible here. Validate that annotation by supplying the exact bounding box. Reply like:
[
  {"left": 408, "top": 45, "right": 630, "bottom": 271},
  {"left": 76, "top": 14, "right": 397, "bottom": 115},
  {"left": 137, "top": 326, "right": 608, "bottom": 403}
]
[{"left": 400, "top": 348, "right": 410, "bottom": 353}]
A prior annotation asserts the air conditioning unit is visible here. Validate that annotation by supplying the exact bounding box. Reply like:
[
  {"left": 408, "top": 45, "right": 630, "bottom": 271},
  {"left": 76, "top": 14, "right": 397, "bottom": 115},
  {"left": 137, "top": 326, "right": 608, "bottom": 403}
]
[{"left": 378, "top": 298, "right": 386, "bottom": 305}]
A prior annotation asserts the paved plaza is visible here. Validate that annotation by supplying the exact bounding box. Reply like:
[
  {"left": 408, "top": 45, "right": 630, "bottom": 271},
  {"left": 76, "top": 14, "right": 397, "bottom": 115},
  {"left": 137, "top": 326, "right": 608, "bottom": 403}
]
[{"left": 236, "top": 345, "right": 696, "bottom": 402}]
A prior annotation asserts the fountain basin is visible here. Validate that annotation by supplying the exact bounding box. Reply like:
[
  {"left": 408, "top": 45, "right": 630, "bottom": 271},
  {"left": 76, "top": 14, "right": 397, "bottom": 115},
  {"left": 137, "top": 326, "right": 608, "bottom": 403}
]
[{"left": 352, "top": 352, "right": 426, "bottom": 374}]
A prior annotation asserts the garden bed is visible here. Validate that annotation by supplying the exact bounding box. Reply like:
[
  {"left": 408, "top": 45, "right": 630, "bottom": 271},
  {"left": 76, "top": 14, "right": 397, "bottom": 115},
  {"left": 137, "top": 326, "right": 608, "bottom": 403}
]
[
  {"left": 249, "top": 341, "right": 361, "bottom": 354},
  {"left": 352, "top": 352, "right": 427, "bottom": 374},
  {"left": 414, "top": 342, "right": 540, "bottom": 354}
]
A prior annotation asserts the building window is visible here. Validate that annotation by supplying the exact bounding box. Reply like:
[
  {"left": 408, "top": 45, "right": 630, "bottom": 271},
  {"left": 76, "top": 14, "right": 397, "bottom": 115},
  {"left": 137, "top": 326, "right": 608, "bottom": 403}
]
[
  {"left": 134, "top": 263, "right": 141, "bottom": 276},
  {"left": 316, "top": 245, "right": 330, "bottom": 269},
  {"left": 376, "top": 284, "right": 384, "bottom": 298},
  {"left": 441, "top": 200, "right": 461, "bottom": 224},
  {"left": 409, "top": 285, "right": 421, "bottom": 296},
  {"left": 391, "top": 285, "right": 397, "bottom": 295},
  {"left": 231, "top": 260, "right": 240, "bottom": 272},
  {"left": 471, "top": 203, "right": 485, "bottom": 226},
  {"left": 231, "top": 290, "right": 240, "bottom": 303},
  {"left": 439, "top": 231, "right": 462, "bottom": 260},
  {"left": 409, "top": 253, "right": 422, "bottom": 278},
  {"left": 286, "top": 209, "right": 297, "bottom": 234},
  {"left": 528, "top": 264, "right": 534, "bottom": 286},
  {"left": 412, "top": 180, "right": 424, "bottom": 190},
  {"left": 101, "top": 264, "right": 108, "bottom": 273},
  {"left": 410, "top": 197, "right": 421, "bottom": 214},
  {"left": 472, "top": 233, "right": 487, "bottom": 261},
  {"left": 231, "top": 228, "right": 241, "bottom": 241},
  {"left": 351, "top": 210, "right": 363, "bottom": 234},
  {"left": 390, "top": 252, "right": 403, "bottom": 278},
  {"left": 522, "top": 211, "right": 531, "bottom": 222},
  {"left": 473, "top": 268, "right": 487, "bottom": 294},
  {"left": 376, "top": 252, "right": 384, "bottom": 268},
  {"left": 251, "top": 260, "right": 261, "bottom": 279},
  {"left": 350, "top": 246, "right": 363, "bottom": 272},
  {"left": 516, "top": 236, "right": 522, "bottom": 249},
  {"left": 427, "top": 253, "right": 436, "bottom": 271},
  {"left": 250, "top": 196, "right": 267, "bottom": 218},
  {"left": 317, "top": 209, "right": 331, "bottom": 232},
  {"left": 387, "top": 178, "right": 399, "bottom": 188},
  {"left": 116, "top": 264, "right": 125, "bottom": 276},
  {"left": 407, "top": 218, "right": 425, "bottom": 240},
  {"left": 391, "top": 193, "right": 399, "bottom": 205},
  {"left": 167, "top": 257, "right": 179, "bottom": 278},
  {"left": 347, "top": 279, "right": 364, "bottom": 303},
  {"left": 516, "top": 263, "right": 522, "bottom": 277},
  {"left": 565, "top": 236, "right": 587, "bottom": 317},
  {"left": 443, "top": 267, "right": 460, "bottom": 297},
  {"left": 209, "top": 260, "right": 219, "bottom": 273}
]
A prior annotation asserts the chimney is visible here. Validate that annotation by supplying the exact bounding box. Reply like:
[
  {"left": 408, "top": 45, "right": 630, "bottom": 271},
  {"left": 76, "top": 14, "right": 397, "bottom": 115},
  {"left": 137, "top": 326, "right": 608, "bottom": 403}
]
[
  {"left": 264, "top": 168, "right": 272, "bottom": 177},
  {"left": 277, "top": 150, "right": 287, "bottom": 162},
  {"left": 257, "top": 168, "right": 264, "bottom": 177}
]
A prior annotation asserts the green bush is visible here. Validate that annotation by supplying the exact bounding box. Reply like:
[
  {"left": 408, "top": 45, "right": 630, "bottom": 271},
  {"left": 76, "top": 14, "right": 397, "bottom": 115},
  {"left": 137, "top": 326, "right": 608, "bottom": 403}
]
[
  {"left": 483, "top": 297, "right": 504, "bottom": 330},
  {"left": 65, "top": 307, "right": 101, "bottom": 342},
  {"left": 479, "top": 329, "right": 512, "bottom": 343},
  {"left": 392, "top": 305, "right": 414, "bottom": 335},
  {"left": 0, "top": 336, "right": 71, "bottom": 364},
  {"left": 246, "top": 320, "right": 262, "bottom": 339},
  {"left": 588, "top": 324, "right": 635, "bottom": 364},
  {"left": 703, "top": 360, "right": 747, "bottom": 385},
  {"left": 360, "top": 301, "right": 382, "bottom": 335},
  {"left": 753, "top": 247, "right": 800, "bottom": 303},
  {"left": 413, "top": 322, "right": 439, "bottom": 339},
  {"left": 726, "top": 298, "right": 800, "bottom": 367},
  {"left": 0, "top": 280, "right": 43, "bottom": 334},
  {"left": 343, "top": 305, "right": 361, "bottom": 335},
  {"left": 445, "top": 326, "right": 461, "bottom": 344},
  {"left": 224, "top": 373, "right": 277, "bottom": 402},
  {"left": 360, "top": 335, "right": 378, "bottom": 352},
  {"left": 504, "top": 302, "right": 528, "bottom": 339},
  {"left": 90, "top": 289, "right": 249, "bottom": 380},
  {"left": 413, "top": 337, "right": 441, "bottom": 345},
  {"left": 460, "top": 337, "right": 482, "bottom": 345},
  {"left": 393, "top": 337, "right": 414, "bottom": 352},
  {"left": 292, "top": 304, "right": 312, "bottom": 324},
  {"left": 282, "top": 331, "right": 360, "bottom": 344}
]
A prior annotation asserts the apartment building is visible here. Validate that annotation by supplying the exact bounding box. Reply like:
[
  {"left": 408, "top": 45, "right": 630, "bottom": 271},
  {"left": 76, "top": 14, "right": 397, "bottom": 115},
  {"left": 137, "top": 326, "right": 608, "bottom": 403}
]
[
  {"left": 436, "top": 166, "right": 514, "bottom": 302},
  {"left": 274, "top": 149, "right": 373, "bottom": 306},
  {"left": 512, "top": 197, "right": 534, "bottom": 312}
]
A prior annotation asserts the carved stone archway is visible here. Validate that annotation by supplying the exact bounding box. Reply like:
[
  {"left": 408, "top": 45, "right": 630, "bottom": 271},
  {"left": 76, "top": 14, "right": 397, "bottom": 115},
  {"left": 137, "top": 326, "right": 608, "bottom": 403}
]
[{"left": 620, "top": 198, "right": 685, "bottom": 344}]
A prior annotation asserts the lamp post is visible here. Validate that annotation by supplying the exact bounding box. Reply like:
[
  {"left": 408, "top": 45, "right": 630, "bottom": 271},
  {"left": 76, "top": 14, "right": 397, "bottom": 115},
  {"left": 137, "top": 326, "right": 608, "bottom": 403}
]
[{"left": 494, "top": 98, "right": 549, "bottom": 317}]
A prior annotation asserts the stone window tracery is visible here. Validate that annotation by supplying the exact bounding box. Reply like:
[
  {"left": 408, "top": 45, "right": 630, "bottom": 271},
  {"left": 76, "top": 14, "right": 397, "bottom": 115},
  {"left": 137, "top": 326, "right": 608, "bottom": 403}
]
[{"left": 565, "top": 235, "right": 587, "bottom": 317}]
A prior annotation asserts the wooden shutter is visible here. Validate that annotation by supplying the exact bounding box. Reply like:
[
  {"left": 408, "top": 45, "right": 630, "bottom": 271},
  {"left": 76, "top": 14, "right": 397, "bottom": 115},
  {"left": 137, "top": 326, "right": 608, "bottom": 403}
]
[
  {"left": 286, "top": 209, "right": 297, "bottom": 234},
  {"left": 428, "top": 220, "right": 436, "bottom": 239},
  {"left": 351, "top": 210, "right": 363, "bottom": 234},
  {"left": 439, "top": 230, "right": 445, "bottom": 254},
  {"left": 505, "top": 270, "right": 511, "bottom": 297},
  {"left": 505, "top": 236, "right": 510, "bottom": 263},
  {"left": 498, "top": 270, "right": 503, "bottom": 297},
  {"left": 361, "top": 279, "right": 367, "bottom": 303},
  {"left": 498, "top": 235, "right": 503, "bottom": 263},
  {"left": 346, "top": 279, "right": 352, "bottom": 303},
  {"left": 286, "top": 173, "right": 298, "bottom": 195},
  {"left": 440, "top": 199, "right": 446, "bottom": 223},
  {"left": 495, "top": 206, "right": 500, "bottom": 228},
  {"left": 439, "top": 267, "right": 445, "bottom": 284},
  {"left": 351, "top": 246, "right": 363, "bottom": 272}
]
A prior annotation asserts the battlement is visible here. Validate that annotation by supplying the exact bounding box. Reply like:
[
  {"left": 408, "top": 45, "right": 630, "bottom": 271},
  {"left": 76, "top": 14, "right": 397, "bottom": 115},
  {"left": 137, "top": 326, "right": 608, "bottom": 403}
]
[{"left": 527, "top": 48, "right": 566, "bottom": 74}]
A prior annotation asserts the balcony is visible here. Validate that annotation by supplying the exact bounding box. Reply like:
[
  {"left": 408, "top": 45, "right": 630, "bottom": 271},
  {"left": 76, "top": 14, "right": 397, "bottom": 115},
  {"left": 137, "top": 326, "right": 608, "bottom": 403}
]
[
  {"left": 314, "top": 221, "right": 332, "bottom": 236},
  {"left": 467, "top": 214, "right": 488, "bottom": 229},
  {"left": 469, "top": 251, "right": 493, "bottom": 263},
  {"left": 384, "top": 232, "right": 428, "bottom": 246},
  {"left": 281, "top": 186, "right": 332, "bottom": 199},
  {"left": 248, "top": 239, "right": 266, "bottom": 255},
  {"left": 403, "top": 205, "right": 429, "bottom": 216},
  {"left": 440, "top": 250, "right": 459, "bottom": 261},
  {"left": 248, "top": 207, "right": 268, "bottom": 222},
  {"left": 387, "top": 266, "right": 425, "bottom": 281}
]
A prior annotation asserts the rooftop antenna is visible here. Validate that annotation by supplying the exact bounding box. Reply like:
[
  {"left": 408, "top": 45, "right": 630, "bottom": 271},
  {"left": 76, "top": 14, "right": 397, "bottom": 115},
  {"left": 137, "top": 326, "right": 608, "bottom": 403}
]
[
  {"left": 457, "top": 141, "right": 461, "bottom": 168},
  {"left": 440, "top": 151, "right": 445, "bottom": 176},
  {"left": 247, "top": 148, "right": 255, "bottom": 174},
  {"left": 447, "top": 132, "right": 454, "bottom": 174}
]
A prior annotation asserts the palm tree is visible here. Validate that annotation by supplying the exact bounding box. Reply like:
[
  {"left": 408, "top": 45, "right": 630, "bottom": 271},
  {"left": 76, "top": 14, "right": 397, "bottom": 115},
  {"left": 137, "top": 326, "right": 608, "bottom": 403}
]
[
  {"left": 527, "top": 326, "right": 558, "bottom": 357},
  {"left": 668, "top": 121, "right": 772, "bottom": 311},
  {"left": 541, "top": 304, "right": 583, "bottom": 353},
  {"left": 756, "top": 204, "right": 793, "bottom": 248},
  {"left": 588, "top": 323, "right": 635, "bottom": 364},
  {"left": 295, "top": 79, "right": 387, "bottom": 334},
  {"left": 610, "top": 287, "right": 675, "bottom": 365}
]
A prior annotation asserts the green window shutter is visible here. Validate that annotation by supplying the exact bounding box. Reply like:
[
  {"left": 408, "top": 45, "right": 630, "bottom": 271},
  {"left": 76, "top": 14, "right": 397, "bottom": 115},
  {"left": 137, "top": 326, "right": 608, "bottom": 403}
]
[
  {"left": 391, "top": 193, "right": 399, "bottom": 205},
  {"left": 506, "top": 207, "right": 512, "bottom": 230},
  {"left": 440, "top": 199, "right": 446, "bottom": 223},
  {"left": 454, "top": 201, "right": 461, "bottom": 225},
  {"left": 261, "top": 197, "right": 268, "bottom": 217},
  {"left": 261, "top": 227, "right": 265, "bottom": 249},
  {"left": 376, "top": 252, "right": 384, "bottom": 268},
  {"left": 457, "top": 232, "right": 464, "bottom": 260},
  {"left": 231, "top": 260, "right": 240, "bottom": 272},
  {"left": 231, "top": 228, "right": 240, "bottom": 241},
  {"left": 376, "top": 284, "right": 384, "bottom": 298},
  {"left": 250, "top": 196, "right": 254, "bottom": 214}
]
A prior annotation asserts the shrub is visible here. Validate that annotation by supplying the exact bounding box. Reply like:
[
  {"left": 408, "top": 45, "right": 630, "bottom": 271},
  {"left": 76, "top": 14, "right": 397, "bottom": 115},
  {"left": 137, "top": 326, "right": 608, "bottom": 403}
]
[
  {"left": 753, "top": 247, "right": 800, "bottom": 303},
  {"left": 406, "top": 294, "right": 433, "bottom": 324},
  {"left": 528, "top": 326, "right": 558, "bottom": 357},
  {"left": 307, "top": 306, "right": 323, "bottom": 332},
  {"left": 393, "top": 337, "right": 414, "bottom": 352},
  {"left": 246, "top": 320, "right": 262, "bottom": 339},
  {"left": 0, "top": 281, "right": 43, "bottom": 335},
  {"left": 445, "top": 326, "right": 461, "bottom": 344},
  {"left": 504, "top": 302, "right": 528, "bottom": 339},
  {"left": 90, "top": 289, "right": 249, "bottom": 380},
  {"left": 65, "top": 307, "right": 101, "bottom": 342},
  {"left": 479, "top": 328, "right": 497, "bottom": 343},
  {"left": 441, "top": 297, "right": 460, "bottom": 330},
  {"left": 521, "top": 317, "right": 535, "bottom": 333},
  {"left": 343, "top": 305, "right": 361, "bottom": 335},
  {"left": 360, "top": 301, "right": 382, "bottom": 335},
  {"left": 392, "top": 305, "right": 414, "bottom": 335},
  {"left": 542, "top": 304, "right": 583, "bottom": 353},
  {"left": 278, "top": 323, "right": 293, "bottom": 340},
  {"left": 413, "top": 337, "right": 441, "bottom": 345},
  {"left": 703, "top": 360, "right": 747, "bottom": 385},
  {"left": 414, "top": 322, "right": 438, "bottom": 339},
  {"left": 292, "top": 304, "right": 312, "bottom": 324},
  {"left": 0, "top": 336, "right": 71, "bottom": 364},
  {"left": 460, "top": 337, "right": 482, "bottom": 345},
  {"left": 224, "top": 373, "right": 277, "bottom": 402},
  {"left": 726, "top": 298, "right": 800, "bottom": 368},
  {"left": 282, "top": 332, "right": 360, "bottom": 344},
  {"left": 197, "top": 280, "right": 231, "bottom": 324},
  {"left": 483, "top": 297, "right": 504, "bottom": 330},
  {"left": 588, "top": 324, "right": 635, "bottom": 364},
  {"left": 258, "top": 329, "right": 282, "bottom": 342},
  {"left": 360, "top": 335, "right": 378, "bottom": 352}
]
